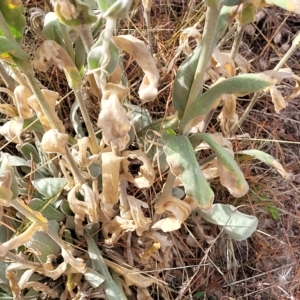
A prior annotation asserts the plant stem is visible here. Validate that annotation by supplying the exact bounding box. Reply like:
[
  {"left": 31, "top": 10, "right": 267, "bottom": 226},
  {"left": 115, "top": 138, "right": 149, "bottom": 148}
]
[
  {"left": 11, "top": 67, "right": 30, "bottom": 88},
  {"left": 11, "top": 198, "right": 47, "bottom": 224},
  {"left": 78, "top": 24, "right": 94, "bottom": 52},
  {"left": 60, "top": 23, "right": 75, "bottom": 61},
  {"left": 142, "top": 2, "right": 153, "bottom": 56},
  {"left": 230, "top": 23, "right": 245, "bottom": 60},
  {"left": 73, "top": 89, "right": 99, "bottom": 154},
  {"left": 16, "top": 60, "right": 86, "bottom": 184},
  {"left": 217, "top": 23, "right": 237, "bottom": 48},
  {"left": 63, "top": 145, "right": 85, "bottom": 185},
  {"left": 0, "top": 62, "right": 16, "bottom": 91},
  {"left": 232, "top": 92, "right": 259, "bottom": 134},
  {"left": 119, "top": 179, "right": 131, "bottom": 219},
  {"left": 274, "top": 31, "right": 300, "bottom": 71},
  {"left": 160, "top": 171, "right": 176, "bottom": 199},
  {"left": 77, "top": 24, "right": 101, "bottom": 97},
  {"left": 4, "top": 251, "right": 41, "bottom": 268},
  {"left": 182, "top": 3, "right": 221, "bottom": 124},
  {"left": 17, "top": 60, "right": 62, "bottom": 130}
]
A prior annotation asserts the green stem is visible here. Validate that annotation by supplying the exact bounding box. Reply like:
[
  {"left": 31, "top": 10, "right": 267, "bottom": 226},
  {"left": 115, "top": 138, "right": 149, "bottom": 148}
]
[
  {"left": 73, "top": 89, "right": 99, "bottom": 154},
  {"left": 217, "top": 23, "right": 237, "bottom": 48},
  {"left": 17, "top": 59, "right": 62, "bottom": 130},
  {"left": 60, "top": 23, "right": 75, "bottom": 61},
  {"left": 63, "top": 145, "right": 85, "bottom": 185},
  {"left": 0, "top": 62, "right": 16, "bottom": 91},
  {"left": 78, "top": 24, "right": 94, "bottom": 52},
  {"left": 160, "top": 171, "right": 176, "bottom": 199},
  {"left": 77, "top": 24, "right": 101, "bottom": 96},
  {"left": 16, "top": 60, "right": 86, "bottom": 184},
  {"left": 99, "top": 17, "right": 116, "bottom": 91},
  {"left": 11, "top": 67, "right": 30, "bottom": 88},
  {"left": 11, "top": 198, "right": 47, "bottom": 224},
  {"left": 182, "top": 3, "right": 221, "bottom": 126}
]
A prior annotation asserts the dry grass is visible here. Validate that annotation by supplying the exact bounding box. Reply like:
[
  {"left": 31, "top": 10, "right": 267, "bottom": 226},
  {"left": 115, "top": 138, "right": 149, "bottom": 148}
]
[{"left": 1, "top": 0, "right": 299, "bottom": 299}]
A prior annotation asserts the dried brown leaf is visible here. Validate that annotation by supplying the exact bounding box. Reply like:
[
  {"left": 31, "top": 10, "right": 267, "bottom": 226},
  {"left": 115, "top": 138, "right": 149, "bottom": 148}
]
[
  {"left": 14, "top": 85, "right": 34, "bottom": 119},
  {"left": 121, "top": 150, "right": 155, "bottom": 188},
  {"left": 28, "top": 89, "right": 65, "bottom": 132},
  {"left": 101, "top": 152, "right": 124, "bottom": 219},
  {"left": 40, "top": 129, "right": 68, "bottom": 155},
  {"left": 127, "top": 196, "right": 151, "bottom": 236},
  {"left": 102, "top": 216, "right": 136, "bottom": 245},
  {"left": 0, "top": 117, "right": 23, "bottom": 145},
  {"left": 152, "top": 195, "right": 192, "bottom": 232},
  {"left": 269, "top": 85, "right": 286, "bottom": 113},
  {"left": 113, "top": 35, "right": 159, "bottom": 102},
  {"left": 218, "top": 94, "right": 239, "bottom": 137},
  {"left": 105, "top": 259, "right": 156, "bottom": 288},
  {"left": 212, "top": 49, "right": 236, "bottom": 77},
  {"left": 97, "top": 83, "right": 131, "bottom": 150}
]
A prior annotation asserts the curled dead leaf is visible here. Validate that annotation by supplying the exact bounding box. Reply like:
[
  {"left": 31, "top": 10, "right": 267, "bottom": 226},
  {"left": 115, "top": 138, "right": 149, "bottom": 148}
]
[
  {"left": 127, "top": 196, "right": 151, "bottom": 236},
  {"left": 212, "top": 48, "right": 236, "bottom": 77},
  {"left": 51, "top": 0, "right": 79, "bottom": 20},
  {"left": 97, "top": 83, "right": 131, "bottom": 150},
  {"left": 152, "top": 195, "right": 192, "bottom": 232},
  {"left": 102, "top": 216, "right": 136, "bottom": 245},
  {"left": 28, "top": 89, "right": 65, "bottom": 132},
  {"left": 269, "top": 85, "right": 286, "bottom": 113},
  {"left": 218, "top": 94, "right": 239, "bottom": 137},
  {"left": 67, "top": 184, "right": 99, "bottom": 236},
  {"left": 105, "top": 259, "right": 156, "bottom": 288},
  {"left": 113, "top": 35, "right": 159, "bottom": 102},
  {"left": 14, "top": 85, "right": 34, "bottom": 119},
  {"left": 121, "top": 150, "right": 155, "bottom": 188},
  {"left": 139, "top": 242, "right": 160, "bottom": 264},
  {"left": 0, "top": 117, "right": 23, "bottom": 145},
  {"left": 76, "top": 137, "right": 99, "bottom": 167},
  {"left": 40, "top": 129, "right": 68, "bottom": 155},
  {"left": 0, "top": 170, "right": 13, "bottom": 205},
  {"left": 33, "top": 40, "right": 82, "bottom": 89},
  {"left": 101, "top": 152, "right": 124, "bottom": 219}
]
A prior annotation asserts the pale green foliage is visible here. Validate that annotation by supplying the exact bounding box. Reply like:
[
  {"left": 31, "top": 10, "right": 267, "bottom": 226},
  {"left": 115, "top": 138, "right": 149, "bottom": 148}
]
[{"left": 0, "top": 0, "right": 297, "bottom": 299}]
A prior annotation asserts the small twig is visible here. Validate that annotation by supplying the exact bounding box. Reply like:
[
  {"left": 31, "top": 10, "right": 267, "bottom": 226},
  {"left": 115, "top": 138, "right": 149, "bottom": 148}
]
[
  {"left": 230, "top": 22, "right": 245, "bottom": 60},
  {"left": 274, "top": 31, "right": 300, "bottom": 71}
]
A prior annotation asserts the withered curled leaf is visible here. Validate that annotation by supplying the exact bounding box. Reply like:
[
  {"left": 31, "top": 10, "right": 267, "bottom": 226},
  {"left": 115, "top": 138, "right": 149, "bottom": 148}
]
[
  {"left": 113, "top": 35, "right": 159, "bottom": 102},
  {"left": 152, "top": 195, "right": 192, "bottom": 232},
  {"left": 97, "top": 83, "right": 131, "bottom": 150},
  {"left": 101, "top": 151, "right": 124, "bottom": 219},
  {"left": 127, "top": 196, "right": 151, "bottom": 236},
  {"left": 121, "top": 150, "right": 155, "bottom": 188},
  {"left": 40, "top": 129, "right": 68, "bottom": 155},
  {"left": 14, "top": 85, "right": 34, "bottom": 119}
]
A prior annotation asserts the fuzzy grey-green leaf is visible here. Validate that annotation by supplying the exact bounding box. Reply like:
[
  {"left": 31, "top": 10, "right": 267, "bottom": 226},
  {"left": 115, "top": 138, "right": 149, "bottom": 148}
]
[
  {"left": 197, "top": 203, "right": 258, "bottom": 241},
  {"left": 180, "top": 72, "right": 277, "bottom": 131},
  {"left": 162, "top": 130, "right": 214, "bottom": 211},
  {"left": 192, "top": 133, "right": 249, "bottom": 197}
]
